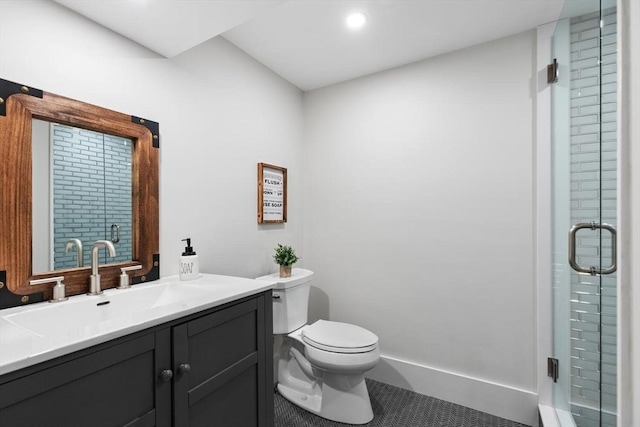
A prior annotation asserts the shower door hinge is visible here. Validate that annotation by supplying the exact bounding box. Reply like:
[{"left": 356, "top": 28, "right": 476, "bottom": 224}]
[
  {"left": 547, "top": 357, "right": 559, "bottom": 383},
  {"left": 547, "top": 59, "right": 559, "bottom": 84}
]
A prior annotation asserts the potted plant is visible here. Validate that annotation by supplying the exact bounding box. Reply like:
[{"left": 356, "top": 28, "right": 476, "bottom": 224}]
[{"left": 273, "top": 244, "right": 299, "bottom": 278}]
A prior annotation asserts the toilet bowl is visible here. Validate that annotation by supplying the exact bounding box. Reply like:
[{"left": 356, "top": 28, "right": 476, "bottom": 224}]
[{"left": 256, "top": 268, "right": 379, "bottom": 425}]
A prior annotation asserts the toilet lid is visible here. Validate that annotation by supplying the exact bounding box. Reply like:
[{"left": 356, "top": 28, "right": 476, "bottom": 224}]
[{"left": 301, "top": 320, "right": 378, "bottom": 354}]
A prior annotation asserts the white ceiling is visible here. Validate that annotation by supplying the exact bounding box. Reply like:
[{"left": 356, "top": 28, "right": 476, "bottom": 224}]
[
  {"left": 53, "top": 0, "right": 284, "bottom": 58},
  {"left": 53, "top": 0, "right": 569, "bottom": 91}
]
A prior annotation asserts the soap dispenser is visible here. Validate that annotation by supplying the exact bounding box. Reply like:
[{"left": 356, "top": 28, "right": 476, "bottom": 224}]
[{"left": 179, "top": 238, "right": 199, "bottom": 281}]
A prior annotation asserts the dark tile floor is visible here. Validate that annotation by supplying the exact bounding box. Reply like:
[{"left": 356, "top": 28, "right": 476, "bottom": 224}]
[{"left": 274, "top": 379, "right": 531, "bottom": 427}]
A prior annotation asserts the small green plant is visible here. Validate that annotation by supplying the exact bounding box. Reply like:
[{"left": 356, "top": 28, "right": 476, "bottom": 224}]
[{"left": 273, "top": 244, "right": 299, "bottom": 266}]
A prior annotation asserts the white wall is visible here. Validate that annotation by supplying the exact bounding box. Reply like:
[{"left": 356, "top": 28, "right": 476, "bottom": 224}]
[
  {"left": 0, "top": 0, "right": 303, "bottom": 280},
  {"left": 303, "top": 31, "right": 537, "bottom": 425}
]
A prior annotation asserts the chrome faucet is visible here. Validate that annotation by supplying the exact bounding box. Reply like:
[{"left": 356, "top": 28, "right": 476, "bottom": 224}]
[
  {"left": 65, "top": 238, "right": 84, "bottom": 267},
  {"left": 89, "top": 240, "right": 117, "bottom": 295}
]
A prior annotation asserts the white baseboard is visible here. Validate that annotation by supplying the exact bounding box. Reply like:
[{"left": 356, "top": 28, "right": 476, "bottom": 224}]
[
  {"left": 538, "top": 404, "right": 562, "bottom": 427},
  {"left": 366, "top": 354, "right": 539, "bottom": 427}
]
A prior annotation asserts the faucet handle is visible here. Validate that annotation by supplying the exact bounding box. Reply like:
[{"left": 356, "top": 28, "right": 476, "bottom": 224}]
[
  {"left": 30, "top": 276, "right": 68, "bottom": 303},
  {"left": 118, "top": 265, "right": 143, "bottom": 289}
]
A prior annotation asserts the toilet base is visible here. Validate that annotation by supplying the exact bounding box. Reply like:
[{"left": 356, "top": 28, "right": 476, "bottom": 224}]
[
  {"left": 277, "top": 383, "right": 322, "bottom": 416},
  {"left": 276, "top": 325, "right": 377, "bottom": 425},
  {"left": 278, "top": 371, "right": 374, "bottom": 425}
]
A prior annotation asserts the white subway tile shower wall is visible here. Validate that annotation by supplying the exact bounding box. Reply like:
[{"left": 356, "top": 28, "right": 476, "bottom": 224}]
[
  {"left": 52, "top": 124, "right": 133, "bottom": 269},
  {"left": 569, "top": 8, "right": 617, "bottom": 427}
]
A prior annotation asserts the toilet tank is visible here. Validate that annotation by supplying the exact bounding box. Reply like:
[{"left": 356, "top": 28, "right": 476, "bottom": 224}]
[{"left": 256, "top": 268, "right": 313, "bottom": 334}]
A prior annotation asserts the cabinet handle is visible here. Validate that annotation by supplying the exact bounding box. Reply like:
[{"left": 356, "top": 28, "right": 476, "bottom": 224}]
[
  {"left": 177, "top": 363, "right": 191, "bottom": 375},
  {"left": 159, "top": 369, "right": 173, "bottom": 382}
]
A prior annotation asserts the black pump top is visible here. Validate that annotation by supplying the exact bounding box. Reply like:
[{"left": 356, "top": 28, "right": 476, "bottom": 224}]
[{"left": 182, "top": 238, "right": 196, "bottom": 256}]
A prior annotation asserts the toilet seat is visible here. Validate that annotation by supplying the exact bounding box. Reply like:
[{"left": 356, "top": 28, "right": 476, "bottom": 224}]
[{"left": 302, "top": 320, "right": 378, "bottom": 354}]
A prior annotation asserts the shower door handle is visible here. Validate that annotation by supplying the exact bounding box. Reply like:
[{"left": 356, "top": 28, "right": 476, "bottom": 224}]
[
  {"left": 568, "top": 222, "right": 617, "bottom": 275},
  {"left": 111, "top": 224, "right": 121, "bottom": 244}
]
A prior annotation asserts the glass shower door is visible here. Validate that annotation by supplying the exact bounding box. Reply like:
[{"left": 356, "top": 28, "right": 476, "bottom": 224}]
[{"left": 550, "top": 1, "right": 617, "bottom": 426}]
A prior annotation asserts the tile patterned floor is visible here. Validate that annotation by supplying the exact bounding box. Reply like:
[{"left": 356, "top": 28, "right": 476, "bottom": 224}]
[{"left": 274, "top": 379, "right": 531, "bottom": 427}]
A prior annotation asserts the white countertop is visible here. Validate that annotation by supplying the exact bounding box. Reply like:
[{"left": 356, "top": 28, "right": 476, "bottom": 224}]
[{"left": 0, "top": 273, "right": 275, "bottom": 376}]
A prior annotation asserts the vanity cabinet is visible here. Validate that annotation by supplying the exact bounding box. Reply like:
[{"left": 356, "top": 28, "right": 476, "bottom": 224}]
[{"left": 0, "top": 292, "right": 273, "bottom": 427}]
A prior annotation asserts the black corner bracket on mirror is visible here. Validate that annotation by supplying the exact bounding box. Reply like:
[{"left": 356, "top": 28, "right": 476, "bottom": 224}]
[
  {"left": 0, "top": 271, "right": 44, "bottom": 309},
  {"left": 0, "top": 79, "right": 44, "bottom": 116},
  {"left": 132, "top": 116, "right": 160, "bottom": 148},
  {"left": 132, "top": 254, "right": 160, "bottom": 285}
]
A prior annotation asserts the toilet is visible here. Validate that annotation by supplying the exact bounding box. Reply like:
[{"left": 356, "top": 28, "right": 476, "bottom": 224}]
[{"left": 256, "top": 268, "right": 379, "bottom": 425}]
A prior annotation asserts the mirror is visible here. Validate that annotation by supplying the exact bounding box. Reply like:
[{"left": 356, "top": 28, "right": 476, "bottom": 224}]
[
  {"left": 32, "top": 120, "right": 134, "bottom": 273},
  {"left": 0, "top": 78, "right": 159, "bottom": 305}
]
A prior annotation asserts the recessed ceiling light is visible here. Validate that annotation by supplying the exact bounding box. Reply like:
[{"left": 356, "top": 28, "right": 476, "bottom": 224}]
[{"left": 346, "top": 12, "right": 367, "bottom": 29}]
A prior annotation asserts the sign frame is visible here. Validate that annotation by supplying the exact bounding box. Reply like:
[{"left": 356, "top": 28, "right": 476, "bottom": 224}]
[{"left": 257, "top": 163, "right": 287, "bottom": 224}]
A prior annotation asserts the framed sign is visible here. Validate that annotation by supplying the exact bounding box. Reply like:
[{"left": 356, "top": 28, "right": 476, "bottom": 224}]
[{"left": 257, "top": 163, "right": 287, "bottom": 223}]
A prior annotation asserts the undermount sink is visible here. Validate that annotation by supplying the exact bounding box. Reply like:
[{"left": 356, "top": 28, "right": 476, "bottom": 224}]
[{"left": 3, "top": 281, "right": 217, "bottom": 338}]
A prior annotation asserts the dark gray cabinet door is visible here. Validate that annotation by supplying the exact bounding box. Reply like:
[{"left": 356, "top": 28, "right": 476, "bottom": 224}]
[
  {"left": 0, "top": 329, "right": 172, "bottom": 427},
  {"left": 172, "top": 296, "right": 272, "bottom": 427}
]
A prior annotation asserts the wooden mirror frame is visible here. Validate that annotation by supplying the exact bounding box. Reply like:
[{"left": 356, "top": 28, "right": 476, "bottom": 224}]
[{"left": 0, "top": 79, "right": 159, "bottom": 307}]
